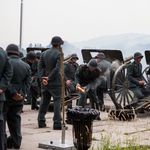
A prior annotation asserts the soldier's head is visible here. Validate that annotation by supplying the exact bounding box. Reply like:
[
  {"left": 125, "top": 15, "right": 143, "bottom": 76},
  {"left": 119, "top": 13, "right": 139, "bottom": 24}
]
[
  {"left": 87, "top": 59, "right": 98, "bottom": 71},
  {"left": 36, "top": 52, "right": 41, "bottom": 60},
  {"left": 51, "top": 36, "right": 64, "bottom": 48},
  {"left": 95, "top": 52, "right": 106, "bottom": 63},
  {"left": 134, "top": 52, "right": 143, "bottom": 63},
  {"left": 6, "top": 44, "right": 20, "bottom": 56},
  {"left": 26, "top": 51, "right": 36, "bottom": 63},
  {"left": 70, "top": 53, "right": 79, "bottom": 63}
]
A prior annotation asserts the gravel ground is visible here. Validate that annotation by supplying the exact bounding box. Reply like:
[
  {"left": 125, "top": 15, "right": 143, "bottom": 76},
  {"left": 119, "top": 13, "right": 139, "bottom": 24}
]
[{"left": 6, "top": 101, "right": 150, "bottom": 150}]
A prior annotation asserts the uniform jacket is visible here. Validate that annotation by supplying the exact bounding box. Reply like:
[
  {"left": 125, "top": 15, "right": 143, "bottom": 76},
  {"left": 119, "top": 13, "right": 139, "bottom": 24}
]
[
  {"left": 0, "top": 49, "right": 13, "bottom": 101},
  {"left": 127, "top": 61, "right": 144, "bottom": 88},
  {"left": 38, "top": 47, "right": 62, "bottom": 87},
  {"left": 64, "top": 62, "right": 78, "bottom": 81},
  {"left": 97, "top": 59, "right": 111, "bottom": 76},
  {"left": 75, "top": 64, "right": 100, "bottom": 87},
  {"left": 6, "top": 55, "right": 31, "bottom": 102}
]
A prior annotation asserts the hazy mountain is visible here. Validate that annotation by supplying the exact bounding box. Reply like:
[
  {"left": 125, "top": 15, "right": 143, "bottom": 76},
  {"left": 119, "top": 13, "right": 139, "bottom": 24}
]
[
  {"left": 73, "top": 33, "right": 150, "bottom": 65},
  {"left": 2, "top": 33, "right": 150, "bottom": 65},
  {"left": 75, "top": 33, "right": 150, "bottom": 56}
]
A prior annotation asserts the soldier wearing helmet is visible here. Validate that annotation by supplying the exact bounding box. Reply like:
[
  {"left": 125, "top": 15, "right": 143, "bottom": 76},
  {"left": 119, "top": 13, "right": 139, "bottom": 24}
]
[
  {"left": 95, "top": 52, "right": 111, "bottom": 111},
  {"left": 0, "top": 47, "right": 13, "bottom": 150},
  {"left": 38, "top": 36, "right": 65, "bottom": 130},
  {"left": 5, "top": 44, "right": 31, "bottom": 149},
  {"left": 64, "top": 53, "right": 79, "bottom": 108},
  {"left": 127, "top": 52, "right": 149, "bottom": 100},
  {"left": 75, "top": 59, "right": 101, "bottom": 120}
]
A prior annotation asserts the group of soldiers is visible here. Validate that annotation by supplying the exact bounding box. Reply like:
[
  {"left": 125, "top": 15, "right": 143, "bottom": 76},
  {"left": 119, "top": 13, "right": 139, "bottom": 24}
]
[{"left": 0, "top": 35, "right": 149, "bottom": 149}]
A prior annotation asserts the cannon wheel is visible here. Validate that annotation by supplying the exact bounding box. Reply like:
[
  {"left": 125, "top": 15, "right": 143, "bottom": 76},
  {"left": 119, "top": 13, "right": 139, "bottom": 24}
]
[
  {"left": 142, "top": 66, "right": 150, "bottom": 87},
  {"left": 111, "top": 63, "right": 134, "bottom": 108}
]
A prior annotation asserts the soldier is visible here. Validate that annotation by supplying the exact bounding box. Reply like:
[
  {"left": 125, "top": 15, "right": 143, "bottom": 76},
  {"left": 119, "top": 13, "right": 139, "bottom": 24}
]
[
  {"left": 127, "top": 52, "right": 149, "bottom": 99},
  {"left": 37, "top": 36, "right": 64, "bottom": 130},
  {"left": 0, "top": 47, "right": 13, "bottom": 150},
  {"left": 64, "top": 53, "right": 79, "bottom": 93},
  {"left": 26, "top": 51, "right": 39, "bottom": 110},
  {"left": 75, "top": 59, "right": 101, "bottom": 119},
  {"left": 95, "top": 53, "right": 111, "bottom": 111},
  {"left": 5, "top": 44, "right": 31, "bottom": 149},
  {"left": 64, "top": 53, "right": 79, "bottom": 108},
  {"left": 24, "top": 51, "right": 37, "bottom": 105}
]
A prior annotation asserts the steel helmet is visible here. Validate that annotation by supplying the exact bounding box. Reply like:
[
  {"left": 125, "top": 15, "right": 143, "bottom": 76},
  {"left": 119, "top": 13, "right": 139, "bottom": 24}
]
[
  {"left": 88, "top": 59, "right": 98, "bottom": 68},
  {"left": 134, "top": 52, "right": 143, "bottom": 59},
  {"left": 6, "top": 44, "right": 20, "bottom": 55},
  {"left": 51, "top": 36, "right": 64, "bottom": 45}
]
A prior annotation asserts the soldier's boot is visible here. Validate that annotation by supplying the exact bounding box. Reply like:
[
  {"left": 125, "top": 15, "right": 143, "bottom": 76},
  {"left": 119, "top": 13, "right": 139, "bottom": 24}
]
[
  {"left": 7, "top": 136, "right": 20, "bottom": 149},
  {"left": 0, "top": 120, "right": 5, "bottom": 150}
]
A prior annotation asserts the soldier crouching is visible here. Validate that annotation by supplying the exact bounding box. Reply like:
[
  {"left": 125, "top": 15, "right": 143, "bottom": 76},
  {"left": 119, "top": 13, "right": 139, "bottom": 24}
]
[{"left": 75, "top": 59, "right": 101, "bottom": 120}]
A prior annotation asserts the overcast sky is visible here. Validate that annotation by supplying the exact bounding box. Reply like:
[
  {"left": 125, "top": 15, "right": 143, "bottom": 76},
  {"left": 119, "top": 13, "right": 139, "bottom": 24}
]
[{"left": 1, "top": 0, "right": 150, "bottom": 48}]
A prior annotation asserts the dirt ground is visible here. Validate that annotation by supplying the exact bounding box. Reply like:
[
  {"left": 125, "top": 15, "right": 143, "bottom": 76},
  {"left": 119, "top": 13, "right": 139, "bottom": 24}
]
[{"left": 6, "top": 100, "right": 150, "bottom": 150}]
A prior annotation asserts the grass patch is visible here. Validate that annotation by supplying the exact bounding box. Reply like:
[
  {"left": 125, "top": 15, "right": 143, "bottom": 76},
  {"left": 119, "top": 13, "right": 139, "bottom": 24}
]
[{"left": 90, "top": 135, "right": 150, "bottom": 150}]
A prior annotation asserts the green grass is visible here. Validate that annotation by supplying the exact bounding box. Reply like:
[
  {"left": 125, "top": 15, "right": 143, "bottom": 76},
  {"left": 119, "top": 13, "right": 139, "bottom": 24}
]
[{"left": 90, "top": 135, "right": 150, "bottom": 150}]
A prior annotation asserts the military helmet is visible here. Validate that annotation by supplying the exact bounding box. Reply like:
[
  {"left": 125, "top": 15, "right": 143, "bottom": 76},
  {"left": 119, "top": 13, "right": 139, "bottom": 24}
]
[
  {"left": 36, "top": 52, "right": 41, "bottom": 59},
  {"left": 70, "top": 53, "right": 79, "bottom": 60},
  {"left": 51, "top": 36, "right": 64, "bottom": 45},
  {"left": 134, "top": 52, "right": 143, "bottom": 59},
  {"left": 88, "top": 59, "right": 98, "bottom": 68},
  {"left": 95, "top": 52, "right": 105, "bottom": 59},
  {"left": 6, "top": 44, "right": 20, "bottom": 55},
  {"left": 26, "top": 51, "right": 36, "bottom": 60}
]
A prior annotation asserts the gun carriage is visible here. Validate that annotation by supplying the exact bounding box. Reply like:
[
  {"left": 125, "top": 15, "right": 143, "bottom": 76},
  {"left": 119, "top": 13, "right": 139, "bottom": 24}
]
[{"left": 82, "top": 49, "right": 150, "bottom": 121}]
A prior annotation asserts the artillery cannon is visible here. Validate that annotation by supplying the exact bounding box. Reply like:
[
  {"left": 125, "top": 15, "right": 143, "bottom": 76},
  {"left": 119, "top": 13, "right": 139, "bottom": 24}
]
[{"left": 81, "top": 49, "right": 150, "bottom": 121}]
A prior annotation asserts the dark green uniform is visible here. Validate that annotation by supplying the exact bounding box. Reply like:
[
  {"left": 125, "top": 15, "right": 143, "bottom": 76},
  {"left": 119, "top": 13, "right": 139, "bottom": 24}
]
[
  {"left": 75, "top": 64, "right": 100, "bottom": 109},
  {"left": 127, "top": 61, "right": 149, "bottom": 99},
  {"left": 64, "top": 61, "right": 78, "bottom": 93},
  {"left": 5, "top": 54, "right": 31, "bottom": 149},
  {"left": 0, "top": 48, "right": 13, "bottom": 150},
  {"left": 38, "top": 47, "right": 62, "bottom": 129},
  {"left": 96, "top": 59, "right": 111, "bottom": 110}
]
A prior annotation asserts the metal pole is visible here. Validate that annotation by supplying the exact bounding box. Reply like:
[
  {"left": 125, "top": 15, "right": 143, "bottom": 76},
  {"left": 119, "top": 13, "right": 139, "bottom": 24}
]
[
  {"left": 19, "top": 0, "right": 23, "bottom": 50},
  {"left": 60, "top": 48, "right": 66, "bottom": 144}
]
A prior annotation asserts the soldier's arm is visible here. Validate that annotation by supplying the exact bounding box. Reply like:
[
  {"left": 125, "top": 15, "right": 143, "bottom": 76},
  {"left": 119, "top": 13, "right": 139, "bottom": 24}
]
[
  {"left": 48, "top": 53, "right": 61, "bottom": 80},
  {"left": 22, "top": 64, "right": 32, "bottom": 96},
  {"left": 64, "top": 63, "right": 70, "bottom": 81},
  {"left": 38, "top": 52, "right": 46, "bottom": 79},
  {"left": 0, "top": 58, "right": 13, "bottom": 91},
  {"left": 127, "top": 64, "right": 140, "bottom": 85}
]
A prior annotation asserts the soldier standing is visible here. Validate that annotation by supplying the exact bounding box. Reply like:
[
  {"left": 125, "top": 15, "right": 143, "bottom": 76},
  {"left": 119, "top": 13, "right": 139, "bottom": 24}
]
[
  {"left": 127, "top": 52, "right": 149, "bottom": 99},
  {"left": 5, "top": 44, "right": 31, "bottom": 149},
  {"left": 95, "top": 53, "right": 111, "bottom": 111},
  {"left": 64, "top": 54, "right": 79, "bottom": 92},
  {"left": 0, "top": 47, "right": 13, "bottom": 150},
  {"left": 64, "top": 53, "right": 79, "bottom": 108},
  {"left": 26, "top": 51, "right": 39, "bottom": 110},
  {"left": 38, "top": 36, "right": 64, "bottom": 130}
]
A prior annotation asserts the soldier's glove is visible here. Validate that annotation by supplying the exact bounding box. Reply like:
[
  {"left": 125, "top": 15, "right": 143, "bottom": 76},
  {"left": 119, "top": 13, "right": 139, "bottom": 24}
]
[{"left": 12, "top": 93, "right": 24, "bottom": 101}]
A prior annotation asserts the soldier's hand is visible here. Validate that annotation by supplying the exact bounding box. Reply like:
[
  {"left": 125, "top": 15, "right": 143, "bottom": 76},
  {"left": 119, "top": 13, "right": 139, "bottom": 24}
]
[
  {"left": 12, "top": 93, "right": 24, "bottom": 101},
  {"left": 139, "top": 80, "right": 145, "bottom": 86},
  {"left": 42, "top": 77, "right": 48, "bottom": 86},
  {"left": 0, "top": 89, "right": 4, "bottom": 94},
  {"left": 66, "top": 80, "right": 72, "bottom": 86}
]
